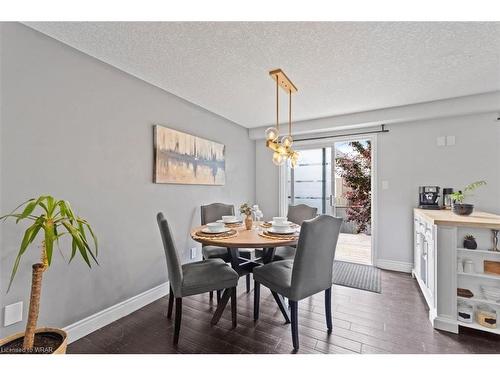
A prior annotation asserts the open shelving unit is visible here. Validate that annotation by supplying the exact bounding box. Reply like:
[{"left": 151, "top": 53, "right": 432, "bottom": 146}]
[
  {"left": 414, "top": 209, "right": 500, "bottom": 336},
  {"left": 457, "top": 246, "right": 500, "bottom": 334}
]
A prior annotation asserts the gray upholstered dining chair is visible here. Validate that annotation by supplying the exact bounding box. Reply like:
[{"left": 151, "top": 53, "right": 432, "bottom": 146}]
[
  {"left": 253, "top": 215, "right": 342, "bottom": 351},
  {"left": 201, "top": 203, "right": 252, "bottom": 298},
  {"left": 157, "top": 213, "right": 239, "bottom": 345},
  {"left": 287, "top": 204, "right": 319, "bottom": 225},
  {"left": 272, "top": 204, "right": 318, "bottom": 261}
]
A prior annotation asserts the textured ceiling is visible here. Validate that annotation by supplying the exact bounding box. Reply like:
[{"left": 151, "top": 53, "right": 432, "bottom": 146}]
[{"left": 26, "top": 22, "right": 500, "bottom": 128}]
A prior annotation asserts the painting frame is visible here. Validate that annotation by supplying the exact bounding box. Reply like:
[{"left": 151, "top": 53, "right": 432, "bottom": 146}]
[{"left": 153, "top": 125, "right": 226, "bottom": 186}]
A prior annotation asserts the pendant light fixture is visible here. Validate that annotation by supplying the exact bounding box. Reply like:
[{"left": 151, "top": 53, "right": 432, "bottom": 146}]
[{"left": 265, "top": 69, "right": 299, "bottom": 168}]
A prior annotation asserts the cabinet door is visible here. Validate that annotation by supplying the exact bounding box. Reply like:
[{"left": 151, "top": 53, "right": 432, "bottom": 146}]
[
  {"left": 426, "top": 225, "right": 437, "bottom": 305},
  {"left": 421, "top": 234, "right": 428, "bottom": 286},
  {"left": 414, "top": 218, "right": 421, "bottom": 277}
]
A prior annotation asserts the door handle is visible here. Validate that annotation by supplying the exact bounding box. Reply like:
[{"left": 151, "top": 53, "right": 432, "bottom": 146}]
[{"left": 330, "top": 195, "right": 337, "bottom": 214}]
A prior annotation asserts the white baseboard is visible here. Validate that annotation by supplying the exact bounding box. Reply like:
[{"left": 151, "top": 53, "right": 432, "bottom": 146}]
[
  {"left": 64, "top": 282, "right": 169, "bottom": 344},
  {"left": 376, "top": 259, "right": 413, "bottom": 273},
  {"left": 433, "top": 316, "right": 459, "bottom": 334}
]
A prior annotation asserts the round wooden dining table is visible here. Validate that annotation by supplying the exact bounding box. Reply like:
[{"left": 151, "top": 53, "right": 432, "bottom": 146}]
[
  {"left": 190, "top": 222, "right": 299, "bottom": 323},
  {"left": 190, "top": 222, "right": 299, "bottom": 268}
]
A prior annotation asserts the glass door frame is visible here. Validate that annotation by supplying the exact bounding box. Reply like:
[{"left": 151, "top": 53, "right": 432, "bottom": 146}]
[
  {"left": 287, "top": 147, "right": 332, "bottom": 216},
  {"left": 279, "top": 133, "right": 378, "bottom": 266}
]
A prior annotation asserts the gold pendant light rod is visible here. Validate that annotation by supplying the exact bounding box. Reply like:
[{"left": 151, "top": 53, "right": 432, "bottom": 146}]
[
  {"left": 269, "top": 69, "right": 298, "bottom": 93},
  {"left": 276, "top": 77, "right": 279, "bottom": 133},
  {"left": 265, "top": 68, "right": 299, "bottom": 168},
  {"left": 288, "top": 90, "right": 291, "bottom": 136}
]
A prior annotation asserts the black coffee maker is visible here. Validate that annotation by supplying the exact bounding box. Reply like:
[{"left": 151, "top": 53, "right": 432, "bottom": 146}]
[{"left": 418, "top": 186, "right": 441, "bottom": 209}]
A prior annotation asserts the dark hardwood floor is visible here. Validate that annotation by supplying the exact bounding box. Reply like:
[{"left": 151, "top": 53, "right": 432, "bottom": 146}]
[{"left": 68, "top": 270, "right": 500, "bottom": 354}]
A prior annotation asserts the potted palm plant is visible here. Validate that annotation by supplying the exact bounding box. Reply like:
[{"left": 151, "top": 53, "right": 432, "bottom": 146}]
[
  {"left": 450, "top": 181, "right": 487, "bottom": 216},
  {"left": 0, "top": 195, "right": 98, "bottom": 354}
]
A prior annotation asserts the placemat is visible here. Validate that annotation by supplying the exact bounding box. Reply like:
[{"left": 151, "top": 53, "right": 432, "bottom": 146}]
[
  {"left": 260, "top": 222, "right": 300, "bottom": 229},
  {"left": 224, "top": 222, "right": 243, "bottom": 228},
  {"left": 193, "top": 229, "right": 238, "bottom": 240},
  {"left": 258, "top": 231, "right": 299, "bottom": 241}
]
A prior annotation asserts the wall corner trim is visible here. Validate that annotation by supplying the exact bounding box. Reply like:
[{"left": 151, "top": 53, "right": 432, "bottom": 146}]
[
  {"left": 376, "top": 259, "right": 413, "bottom": 273},
  {"left": 64, "top": 282, "right": 169, "bottom": 344}
]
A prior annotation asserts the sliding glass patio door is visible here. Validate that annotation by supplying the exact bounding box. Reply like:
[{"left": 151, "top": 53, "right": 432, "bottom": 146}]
[
  {"left": 286, "top": 138, "right": 373, "bottom": 265},
  {"left": 287, "top": 148, "right": 333, "bottom": 215}
]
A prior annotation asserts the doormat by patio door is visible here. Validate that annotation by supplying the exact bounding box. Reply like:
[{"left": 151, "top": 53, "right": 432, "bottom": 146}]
[{"left": 332, "top": 261, "right": 381, "bottom": 293}]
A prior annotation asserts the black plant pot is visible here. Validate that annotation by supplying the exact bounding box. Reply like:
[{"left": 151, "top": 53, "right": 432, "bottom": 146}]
[
  {"left": 452, "top": 203, "right": 474, "bottom": 216},
  {"left": 463, "top": 238, "right": 477, "bottom": 249}
]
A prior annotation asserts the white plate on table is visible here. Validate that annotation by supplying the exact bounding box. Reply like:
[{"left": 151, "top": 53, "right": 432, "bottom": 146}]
[
  {"left": 269, "top": 220, "right": 293, "bottom": 226},
  {"left": 267, "top": 227, "right": 297, "bottom": 235},
  {"left": 216, "top": 219, "right": 241, "bottom": 224},
  {"left": 201, "top": 227, "right": 232, "bottom": 234}
]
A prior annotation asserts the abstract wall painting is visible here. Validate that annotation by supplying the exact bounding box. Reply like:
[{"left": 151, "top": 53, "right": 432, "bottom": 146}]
[{"left": 153, "top": 125, "right": 226, "bottom": 185}]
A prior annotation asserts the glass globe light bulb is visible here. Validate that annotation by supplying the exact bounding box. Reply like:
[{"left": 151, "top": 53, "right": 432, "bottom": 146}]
[
  {"left": 277, "top": 145, "right": 287, "bottom": 155},
  {"left": 281, "top": 135, "right": 293, "bottom": 148},
  {"left": 272, "top": 152, "right": 285, "bottom": 166},
  {"left": 265, "top": 127, "right": 279, "bottom": 141},
  {"left": 289, "top": 151, "right": 300, "bottom": 168}
]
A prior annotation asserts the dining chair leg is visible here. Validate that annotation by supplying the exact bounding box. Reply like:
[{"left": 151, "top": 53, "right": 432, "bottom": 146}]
[
  {"left": 173, "top": 297, "right": 182, "bottom": 345},
  {"left": 290, "top": 300, "right": 299, "bottom": 351},
  {"left": 230, "top": 287, "right": 237, "bottom": 328},
  {"left": 211, "top": 288, "right": 232, "bottom": 325},
  {"left": 271, "top": 291, "right": 291, "bottom": 324},
  {"left": 203, "top": 255, "right": 211, "bottom": 301},
  {"left": 167, "top": 286, "right": 174, "bottom": 319},
  {"left": 246, "top": 274, "right": 251, "bottom": 293},
  {"left": 325, "top": 287, "right": 332, "bottom": 333},
  {"left": 253, "top": 281, "right": 260, "bottom": 321},
  {"left": 262, "top": 247, "right": 276, "bottom": 264},
  {"left": 216, "top": 289, "right": 222, "bottom": 303}
]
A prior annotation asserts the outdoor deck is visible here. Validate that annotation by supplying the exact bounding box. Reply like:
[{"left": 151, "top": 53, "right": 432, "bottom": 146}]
[{"left": 335, "top": 233, "right": 371, "bottom": 265}]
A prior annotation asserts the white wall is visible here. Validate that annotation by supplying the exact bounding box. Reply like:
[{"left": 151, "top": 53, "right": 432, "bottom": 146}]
[
  {"left": 377, "top": 112, "right": 500, "bottom": 269},
  {"left": 256, "top": 140, "right": 280, "bottom": 219},
  {"left": 256, "top": 112, "right": 500, "bottom": 270},
  {"left": 0, "top": 23, "right": 255, "bottom": 337}
]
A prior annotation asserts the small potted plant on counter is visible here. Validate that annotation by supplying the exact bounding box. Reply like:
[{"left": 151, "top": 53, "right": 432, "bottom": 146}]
[
  {"left": 463, "top": 234, "right": 478, "bottom": 250},
  {"left": 240, "top": 203, "right": 253, "bottom": 230},
  {"left": 0, "top": 195, "right": 98, "bottom": 354},
  {"left": 450, "top": 180, "right": 487, "bottom": 216}
]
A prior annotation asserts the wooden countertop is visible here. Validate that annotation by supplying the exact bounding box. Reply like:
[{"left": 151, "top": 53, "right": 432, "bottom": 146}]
[{"left": 414, "top": 208, "right": 500, "bottom": 229}]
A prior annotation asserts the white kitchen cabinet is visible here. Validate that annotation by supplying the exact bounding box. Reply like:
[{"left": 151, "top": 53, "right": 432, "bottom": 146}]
[
  {"left": 413, "top": 208, "right": 500, "bottom": 335},
  {"left": 413, "top": 213, "right": 437, "bottom": 316}
]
